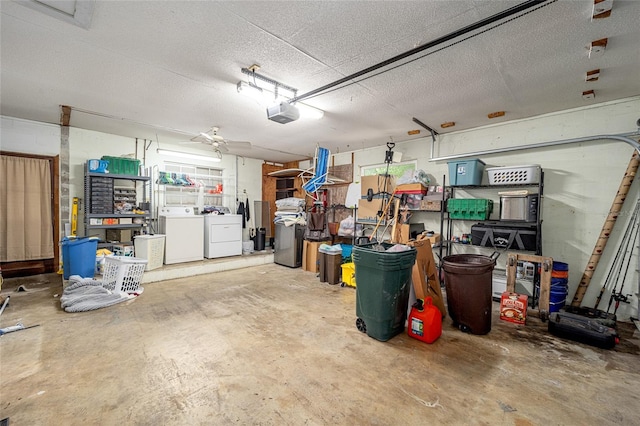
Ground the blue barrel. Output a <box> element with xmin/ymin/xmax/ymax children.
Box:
<box><xmin>550</xmin><ymin>261</ymin><xmax>568</xmax><ymax>312</ymax></box>
<box><xmin>61</xmin><ymin>237</ymin><xmax>98</xmax><ymax>279</ymax></box>
<box><xmin>552</xmin><ymin>261</ymin><xmax>569</xmax><ymax>271</ymax></box>
<box><xmin>551</xmin><ymin>277</ymin><xmax>569</xmax><ymax>287</ymax></box>
<box><xmin>549</xmin><ymin>286</ymin><xmax>568</xmax><ymax>312</ymax></box>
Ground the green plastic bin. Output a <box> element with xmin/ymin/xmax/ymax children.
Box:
<box><xmin>353</xmin><ymin>243</ymin><xmax>417</xmax><ymax>341</ymax></box>
<box><xmin>101</xmin><ymin>156</ymin><xmax>140</xmax><ymax>175</ymax></box>
<box><xmin>447</xmin><ymin>199</ymin><xmax>493</xmax><ymax>220</ymax></box>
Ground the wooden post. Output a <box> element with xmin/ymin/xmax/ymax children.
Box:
<box><xmin>506</xmin><ymin>253</ymin><xmax>553</xmax><ymax>320</ymax></box>
<box><xmin>571</xmin><ymin>151</ymin><xmax>640</xmax><ymax>306</ymax></box>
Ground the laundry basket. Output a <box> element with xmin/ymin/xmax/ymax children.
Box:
<box><xmin>487</xmin><ymin>165</ymin><xmax>540</xmax><ymax>185</ymax></box>
<box><xmin>102</xmin><ymin>256</ymin><xmax>147</xmax><ymax>294</ymax></box>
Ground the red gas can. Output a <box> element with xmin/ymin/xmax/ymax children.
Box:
<box><xmin>408</xmin><ymin>297</ymin><xmax>442</xmax><ymax>343</ymax></box>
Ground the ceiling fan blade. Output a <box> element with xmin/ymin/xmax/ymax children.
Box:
<box><xmin>199</xmin><ymin>132</ymin><xmax>214</xmax><ymax>141</ymax></box>
<box><xmin>227</xmin><ymin>141</ymin><xmax>252</xmax><ymax>149</ymax></box>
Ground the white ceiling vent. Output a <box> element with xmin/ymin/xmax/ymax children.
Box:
<box><xmin>18</xmin><ymin>0</ymin><xmax>95</xmax><ymax>29</ymax></box>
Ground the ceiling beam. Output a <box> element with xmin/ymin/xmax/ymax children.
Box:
<box><xmin>60</xmin><ymin>105</ymin><xmax>71</xmax><ymax>126</ymax></box>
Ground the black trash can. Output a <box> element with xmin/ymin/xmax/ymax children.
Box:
<box><xmin>254</xmin><ymin>228</ymin><xmax>266</xmax><ymax>251</ymax></box>
<box><xmin>442</xmin><ymin>253</ymin><xmax>498</xmax><ymax>335</ymax></box>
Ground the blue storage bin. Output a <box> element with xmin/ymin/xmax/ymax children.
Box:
<box><xmin>88</xmin><ymin>159</ymin><xmax>109</xmax><ymax>173</ymax></box>
<box><xmin>448</xmin><ymin>159</ymin><xmax>486</xmax><ymax>186</ymax></box>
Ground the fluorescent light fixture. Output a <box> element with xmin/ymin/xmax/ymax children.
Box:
<box><xmin>296</xmin><ymin>102</ymin><xmax>324</xmax><ymax>120</ymax></box>
<box><xmin>237</xmin><ymin>67</ymin><xmax>325</xmax><ymax>120</ymax></box>
<box><xmin>237</xmin><ymin>81</ymin><xmax>265</xmax><ymax>103</ymax></box>
<box><xmin>157</xmin><ymin>149</ymin><xmax>221</xmax><ymax>162</ymax></box>
<box><xmin>276</xmin><ymin>86</ymin><xmax>297</xmax><ymax>100</ymax></box>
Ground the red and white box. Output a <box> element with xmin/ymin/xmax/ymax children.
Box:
<box><xmin>500</xmin><ymin>292</ymin><xmax>528</xmax><ymax>324</ymax></box>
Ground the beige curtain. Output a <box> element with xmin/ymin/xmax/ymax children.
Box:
<box><xmin>0</xmin><ymin>155</ymin><xmax>54</xmax><ymax>261</ymax></box>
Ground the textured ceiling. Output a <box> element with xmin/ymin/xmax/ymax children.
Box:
<box><xmin>1</xmin><ymin>0</ymin><xmax>639</xmax><ymax>162</ymax></box>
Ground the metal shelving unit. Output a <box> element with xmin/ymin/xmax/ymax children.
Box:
<box><xmin>83</xmin><ymin>163</ymin><xmax>151</xmax><ymax>242</ymax></box>
<box><xmin>442</xmin><ymin>170</ymin><xmax>544</xmax><ymax>257</ymax></box>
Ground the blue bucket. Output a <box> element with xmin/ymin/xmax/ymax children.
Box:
<box><xmin>61</xmin><ymin>237</ymin><xmax>98</xmax><ymax>279</ymax></box>
<box><xmin>551</xmin><ymin>277</ymin><xmax>569</xmax><ymax>287</ymax></box>
<box><xmin>549</xmin><ymin>287</ymin><xmax>568</xmax><ymax>313</ymax></box>
<box><xmin>552</xmin><ymin>261</ymin><xmax>569</xmax><ymax>271</ymax></box>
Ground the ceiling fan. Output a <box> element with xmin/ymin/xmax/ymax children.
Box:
<box><xmin>184</xmin><ymin>127</ymin><xmax>252</xmax><ymax>153</ymax></box>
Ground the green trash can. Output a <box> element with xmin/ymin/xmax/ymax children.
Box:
<box><xmin>353</xmin><ymin>243</ymin><xmax>417</xmax><ymax>341</ymax></box>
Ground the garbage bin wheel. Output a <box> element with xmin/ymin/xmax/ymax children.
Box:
<box><xmin>356</xmin><ymin>317</ymin><xmax>367</xmax><ymax>333</ymax></box>
<box><xmin>341</xmin><ymin>282</ymin><xmax>345</xmax><ymax>287</ymax></box>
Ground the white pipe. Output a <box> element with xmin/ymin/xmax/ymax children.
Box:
<box><xmin>429</xmin><ymin>133</ymin><xmax>640</xmax><ymax>162</ymax></box>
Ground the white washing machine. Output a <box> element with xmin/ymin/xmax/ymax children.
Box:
<box><xmin>158</xmin><ymin>206</ymin><xmax>204</xmax><ymax>264</ymax></box>
<box><xmin>203</xmin><ymin>214</ymin><xmax>242</xmax><ymax>258</ymax></box>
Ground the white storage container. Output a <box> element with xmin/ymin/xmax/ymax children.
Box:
<box><xmin>487</xmin><ymin>165</ymin><xmax>540</xmax><ymax>185</ymax></box>
<box><xmin>133</xmin><ymin>234</ymin><xmax>166</xmax><ymax>271</ymax></box>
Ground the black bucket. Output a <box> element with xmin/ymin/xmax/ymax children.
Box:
<box><xmin>254</xmin><ymin>228</ymin><xmax>266</xmax><ymax>251</ymax></box>
<box><xmin>442</xmin><ymin>253</ymin><xmax>498</xmax><ymax>335</ymax></box>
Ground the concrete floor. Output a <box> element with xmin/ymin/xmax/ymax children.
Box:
<box><xmin>1</xmin><ymin>262</ymin><xmax>639</xmax><ymax>425</ymax></box>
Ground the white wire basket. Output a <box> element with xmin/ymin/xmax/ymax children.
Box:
<box><xmin>487</xmin><ymin>165</ymin><xmax>540</xmax><ymax>185</ymax></box>
<box><xmin>102</xmin><ymin>256</ymin><xmax>147</xmax><ymax>294</ymax></box>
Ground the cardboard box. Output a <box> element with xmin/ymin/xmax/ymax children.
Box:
<box><xmin>302</xmin><ymin>240</ymin><xmax>329</xmax><ymax>273</ymax></box>
<box><xmin>112</xmin><ymin>244</ymin><xmax>135</xmax><ymax>257</ymax></box>
<box><xmin>360</xmin><ymin>175</ymin><xmax>395</xmax><ymax>198</ymax></box>
<box><xmin>423</xmin><ymin>233</ymin><xmax>440</xmax><ymax>245</ymax></box>
<box><xmin>102</xmin><ymin>218</ymin><xmax>119</xmax><ymax>225</ymax></box>
<box><xmin>106</xmin><ymin>229</ymin><xmax>133</xmax><ymax>243</ymax></box>
<box><xmin>89</xmin><ymin>218</ymin><xmax>103</xmax><ymax>225</ymax></box>
<box><xmin>395</xmin><ymin>183</ymin><xmax>428</xmax><ymax>194</ymax></box>
<box><xmin>118</xmin><ymin>217</ymin><xmax>133</xmax><ymax>225</ymax></box>
<box><xmin>399</xmin><ymin>225</ymin><xmax>440</xmax><ymax>244</ymax></box>
<box><xmin>357</xmin><ymin>198</ymin><xmax>386</xmax><ymax>224</ymax></box>
<box><xmin>500</xmin><ymin>292</ymin><xmax>528</xmax><ymax>324</ymax></box>
<box><xmin>419</xmin><ymin>200</ymin><xmax>442</xmax><ymax>211</ymax></box>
